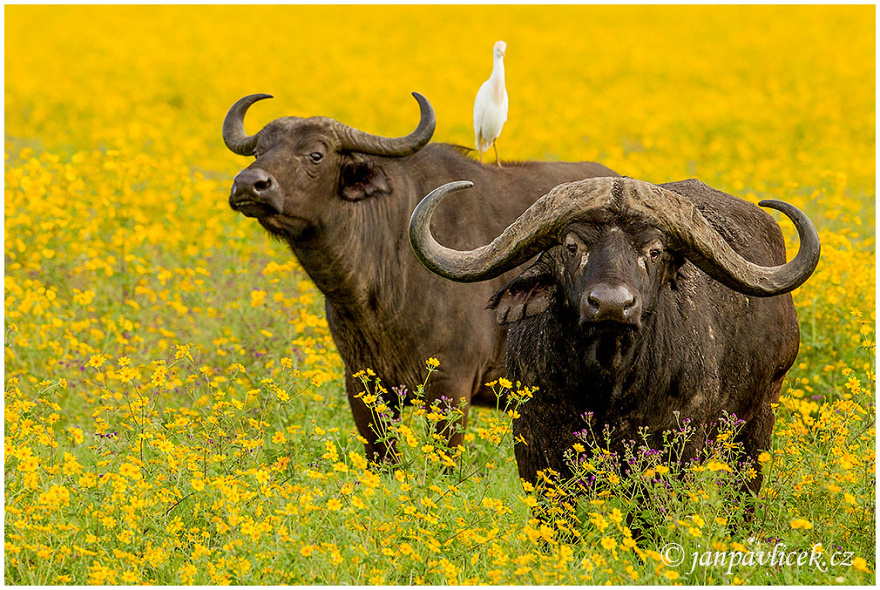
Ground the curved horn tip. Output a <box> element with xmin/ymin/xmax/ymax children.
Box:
<box><xmin>412</xmin><ymin>91</ymin><xmax>436</xmax><ymax>130</ymax></box>
<box><xmin>442</xmin><ymin>180</ymin><xmax>474</xmax><ymax>192</ymax></box>
<box><xmin>757</xmin><ymin>199</ymin><xmax>787</xmax><ymax>211</ymax></box>
<box><xmin>756</xmin><ymin>198</ymin><xmax>821</xmax><ymax>293</ymax></box>
<box><xmin>758</xmin><ymin>199</ymin><xmax>820</xmax><ymax>237</ymax></box>
<box><xmin>411</xmin><ymin>91</ymin><xmax>430</xmax><ymax>107</ymax></box>
<box><xmin>757</xmin><ymin>198</ymin><xmax>815</xmax><ymax>217</ymax></box>
<box><xmin>414</xmin><ymin>180</ymin><xmax>475</xmax><ymax>213</ymax></box>
<box><xmin>223</xmin><ymin>94</ymin><xmax>275</xmax><ymax>156</ymax></box>
<box><xmin>230</xmin><ymin>93</ymin><xmax>274</xmax><ymax>108</ymax></box>
<box><xmin>245</xmin><ymin>93</ymin><xmax>273</xmax><ymax>101</ymax></box>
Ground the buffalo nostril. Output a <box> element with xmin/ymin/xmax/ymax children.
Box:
<box><xmin>584</xmin><ymin>284</ymin><xmax>639</xmax><ymax>324</ymax></box>
<box><xmin>230</xmin><ymin>169</ymin><xmax>283</xmax><ymax>215</ymax></box>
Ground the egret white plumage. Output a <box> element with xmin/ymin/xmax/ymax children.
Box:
<box><xmin>474</xmin><ymin>40</ymin><xmax>508</xmax><ymax>167</ymax></box>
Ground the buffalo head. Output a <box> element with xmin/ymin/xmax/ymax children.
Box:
<box><xmin>409</xmin><ymin>177</ymin><xmax>820</xmax><ymax>368</ymax></box>
<box><xmin>223</xmin><ymin>92</ymin><xmax>436</xmax><ymax>242</ymax></box>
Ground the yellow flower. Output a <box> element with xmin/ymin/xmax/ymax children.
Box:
<box><xmin>498</xmin><ymin>377</ymin><xmax>513</xmax><ymax>389</ymax></box>
<box><xmin>600</xmin><ymin>537</ymin><xmax>617</xmax><ymax>551</ymax></box>
<box><xmin>178</xmin><ymin>563</ymin><xmax>197</xmax><ymax>584</ymax></box>
<box><xmin>326</xmin><ymin>498</ymin><xmax>343</xmax><ymax>511</ymax></box>
<box><xmin>150</xmin><ymin>365</ymin><xmax>168</xmax><ymax>386</ymax></box>
<box><xmin>250</xmin><ymin>290</ymin><xmax>267</xmax><ymax>307</ymax></box>
<box><xmin>38</xmin><ymin>485</ymin><xmax>71</xmax><ymax>509</ymax></box>
<box><xmin>426</xmin><ymin>357</ymin><xmax>440</xmax><ymax>368</ymax></box>
<box><xmin>790</xmin><ymin>518</ymin><xmax>813</xmax><ymax>530</ymax></box>
<box><xmin>349</xmin><ymin>451</ymin><xmax>368</xmax><ymax>470</ymax></box>
<box><xmin>119</xmin><ymin>463</ymin><xmax>141</xmax><ymax>480</ymax></box>
<box><xmin>706</xmin><ymin>460</ymin><xmax>733</xmax><ymax>472</ymax></box>
<box><xmin>62</xmin><ymin>452</ymin><xmax>84</xmax><ymax>475</ymax></box>
<box><xmin>87</xmin><ymin>354</ymin><xmax>106</xmax><ymax>368</ymax></box>
<box><xmin>758</xmin><ymin>451</ymin><xmax>772</xmax><ymax>463</ymax></box>
<box><xmin>272</xmin><ymin>431</ymin><xmax>286</xmax><ymax>444</ymax></box>
<box><xmin>67</xmin><ymin>427</ymin><xmax>84</xmax><ymax>445</ymax></box>
<box><xmin>360</xmin><ymin>471</ymin><xmax>380</xmax><ymax>488</ymax></box>
<box><xmin>852</xmin><ymin>557</ymin><xmax>870</xmax><ymax>573</ymax></box>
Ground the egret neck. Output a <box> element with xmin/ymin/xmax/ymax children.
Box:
<box><xmin>491</xmin><ymin>53</ymin><xmax>506</xmax><ymax>105</ymax></box>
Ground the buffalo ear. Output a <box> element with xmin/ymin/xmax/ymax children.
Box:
<box><xmin>667</xmin><ymin>251</ymin><xmax>688</xmax><ymax>291</ymax></box>
<box><xmin>339</xmin><ymin>155</ymin><xmax>390</xmax><ymax>202</ymax></box>
<box><xmin>488</xmin><ymin>264</ymin><xmax>556</xmax><ymax>325</ymax></box>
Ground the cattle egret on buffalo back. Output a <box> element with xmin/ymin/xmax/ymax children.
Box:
<box><xmin>474</xmin><ymin>40</ymin><xmax>508</xmax><ymax>167</ymax></box>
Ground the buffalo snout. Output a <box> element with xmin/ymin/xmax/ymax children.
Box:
<box><xmin>581</xmin><ymin>283</ymin><xmax>641</xmax><ymax>327</ymax></box>
<box><xmin>230</xmin><ymin>168</ymin><xmax>284</xmax><ymax>217</ymax></box>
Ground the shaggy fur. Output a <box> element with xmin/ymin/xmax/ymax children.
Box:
<box><xmin>489</xmin><ymin>179</ymin><xmax>800</xmax><ymax>492</ymax></box>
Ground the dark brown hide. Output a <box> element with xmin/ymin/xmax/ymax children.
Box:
<box><xmin>224</xmin><ymin>94</ymin><xmax>619</xmax><ymax>460</ymax></box>
<box><xmin>410</xmin><ymin>177</ymin><xmax>817</xmax><ymax>493</ymax></box>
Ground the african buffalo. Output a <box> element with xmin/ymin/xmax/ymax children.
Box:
<box><xmin>223</xmin><ymin>92</ymin><xmax>618</xmax><ymax>460</ymax></box>
<box><xmin>409</xmin><ymin>177</ymin><xmax>820</xmax><ymax>491</ymax></box>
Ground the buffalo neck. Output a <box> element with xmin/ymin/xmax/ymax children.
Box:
<box><xmin>522</xmin><ymin>297</ymin><xmax>662</xmax><ymax>417</ymax></box>
<box><xmin>284</xmin><ymin>155</ymin><xmax>434</xmax><ymax>320</ymax></box>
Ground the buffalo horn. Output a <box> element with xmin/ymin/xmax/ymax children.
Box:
<box><xmin>223</xmin><ymin>94</ymin><xmax>273</xmax><ymax>156</ymax></box>
<box><xmin>335</xmin><ymin>92</ymin><xmax>435</xmax><ymax>157</ymax></box>
<box><xmin>409</xmin><ymin>177</ymin><xmax>820</xmax><ymax>297</ymax></box>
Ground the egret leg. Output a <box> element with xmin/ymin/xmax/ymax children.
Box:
<box><xmin>493</xmin><ymin>141</ymin><xmax>502</xmax><ymax>168</ymax></box>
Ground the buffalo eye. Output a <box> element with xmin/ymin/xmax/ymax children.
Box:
<box><xmin>308</xmin><ymin>151</ymin><xmax>324</xmax><ymax>164</ymax></box>
<box><xmin>566</xmin><ymin>242</ymin><xmax>578</xmax><ymax>256</ymax></box>
<box><xmin>649</xmin><ymin>248</ymin><xmax>661</xmax><ymax>260</ymax></box>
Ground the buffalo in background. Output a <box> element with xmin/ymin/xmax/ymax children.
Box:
<box><xmin>409</xmin><ymin>176</ymin><xmax>820</xmax><ymax>492</ymax></box>
<box><xmin>223</xmin><ymin>92</ymin><xmax>618</xmax><ymax>460</ymax></box>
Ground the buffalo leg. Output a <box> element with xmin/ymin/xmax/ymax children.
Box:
<box><xmin>423</xmin><ymin>373</ymin><xmax>472</xmax><ymax>452</ymax></box>
<box><xmin>736</xmin><ymin>403</ymin><xmax>776</xmax><ymax>496</ymax></box>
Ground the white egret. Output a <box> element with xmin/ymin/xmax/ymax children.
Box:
<box><xmin>473</xmin><ymin>40</ymin><xmax>508</xmax><ymax>167</ymax></box>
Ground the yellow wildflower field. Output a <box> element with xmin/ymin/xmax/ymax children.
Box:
<box><xmin>4</xmin><ymin>5</ymin><xmax>874</xmax><ymax>585</ymax></box>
